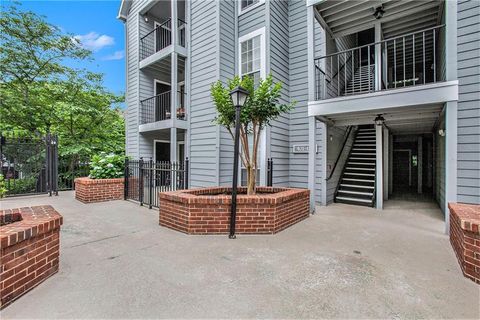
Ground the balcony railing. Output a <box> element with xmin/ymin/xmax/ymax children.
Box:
<box><xmin>140</xmin><ymin>91</ymin><xmax>187</xmax><ymax>125</ymax></box>
<box><xmin>314</xmin><ymin>25</ymin><xmax>445</xmax><ymax>100</ymax></box>
<box><xmin>140</xmin><ymin>18</ymin><xmax>187</xmax><ymax>61</ymax></box>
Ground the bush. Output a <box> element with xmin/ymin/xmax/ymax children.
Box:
<box><xmin>5</xmin><ymin>177</ymin><xmax>36</xmax><ymax>195</ymax></box>
<box><xmin>88</xmin><ymin>153</ymin><xmax>124</xmax><ymax>179</ymax></box>
<box><xmin>0</xmin><ymin>174</ymin><xmax>7</xmax><ymax>198</ymax></box>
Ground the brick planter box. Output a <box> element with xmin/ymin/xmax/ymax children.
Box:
<box><xmin>74</xmin><ymin>177</ymin><xmax>124</xmax><ymax>203</ymax></box>
<box><xmin>159</xmin><ymin>186</ymin><xmax>310</xmax><ymax>235</ymax></box>
<box><xmin>1</xmin><ymin>206</ymin><xmax>63</xmax><ymax>309</ymax></box>
<box><xmin>449</xmin><ymin>203</ymin><xmax>480</xmax><ymax>284</ymax></box>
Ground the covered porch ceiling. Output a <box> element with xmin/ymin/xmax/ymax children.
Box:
<box><xmin>314</xmin><ymin>0</ymin><xmax>444</xmax><ymax>39</ymax></box>
<box><xmin>319</xmin><ymin>104</ymin><xmax>443</xmax><ymax>135</ymax></box>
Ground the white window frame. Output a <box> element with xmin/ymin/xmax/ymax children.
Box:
<box><xmin>237</xmin><ymin>27</ymin><xmax>267</xmax><ymax>185</ymax></box>
<box><xmin>238</xmin><ymin>0</ymin><xmax>265</xmax><ymax>16</ymax></box>
<box><xmin>238</xmin><ymin>27</ymin><xmax>266</xmax><ymax>82</ymax></box>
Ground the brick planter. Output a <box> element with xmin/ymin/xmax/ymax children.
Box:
<box><xmin>0</xmin><ymin>206</ymin><xmax>63</xmax><ymax>309</ymax></box>
<box><xmin>159</xmin><ymin>186</ymin><xmax>310</xmax><ymax>235</ymax></box>
<box><xmin>449</xmin><ymin>203</ymin><xmax>480</xmax><ymax>284</ymax></box>
<box><xmin>74</xmin><ymin>177</ymin><xmax>124</xmax><ymax>203</ymax></box>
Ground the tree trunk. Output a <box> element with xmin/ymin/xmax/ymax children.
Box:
<box><xmin>247</xmin><ymin>165</ymin><xmax>256</xmax><ymax>195</ymax></box>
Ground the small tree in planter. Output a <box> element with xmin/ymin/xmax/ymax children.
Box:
<box><xmin>211</xmin><ymin>75</ymin><xmax>294</xmax><ymax>195</ymax></box>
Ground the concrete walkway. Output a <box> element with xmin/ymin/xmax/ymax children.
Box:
<box><xmin>1</xmin><ymin>192</ymin><xmax>478</xmax><ymax>319</ymax></box>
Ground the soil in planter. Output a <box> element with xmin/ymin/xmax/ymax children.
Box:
<box><xmin>195</xmin><ymin>190</ymin><xmax>279</xmax><ymax>196</ymax></box>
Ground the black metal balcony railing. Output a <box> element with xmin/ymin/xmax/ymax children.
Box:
<box><xmin>140</xmin><ymin>18</ymin><xmax>187</xmax><ymax>61</ymax></box>
<box><xmin>314</xmin><ymin>25</ymin><xmax>445</xmax><ymax>100</ymax></box>
<box><xmin>140</xmin><ymin>91</ymin><xmax>187</xmax><ymax>125</ymax></box>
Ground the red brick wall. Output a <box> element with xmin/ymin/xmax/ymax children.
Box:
<box><xmin>0</xmin><ymin>206</ymin><xmax>63</xmax><ymax>309</ymax></box>
<box><xmin>74</xmin><ymin>177</ymin><xmax>124</xmax><ymax>203</ymax></box>
<box><xmin>159</xmin><ymin>187</ymin><xmax>310</xmax><ymax>235</ymax></box>
<box><xmin>449</xmin><ymin>203</ymin><xmax>480</xmax><ymax>284</ymax></box>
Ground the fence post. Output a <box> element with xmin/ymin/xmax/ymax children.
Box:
<box><xmin>46</xmin><ymin>133</ymin><xmax>52</xmax><ymax>196</ymax></box>
<box><xmin>124</xmin><ymin>157</ymin><xmax>129</xmax><ymax>200</ymax></box>
<box><xmin>149</xmin><ymin>158</ymin><xmax>153</xmax><ymax>209</ymax></box>
<box><xmin>53</xmin><ymin>135</ymin><xmax>58</xmax><ymax>196</ymax></box>
<box><xmin>139</xmin><ymin>157</ymin><xmax>144</xmax><ymax>206</ymax></box>
<box><xmin>185</xmin><ymin>157</ymin><xmax>189</xmax><ymax>189</ymax></box>
<box><xmin>267</xmin><ymin>158</ymin><xmax>273</xmax><ymax>187</ymax></box>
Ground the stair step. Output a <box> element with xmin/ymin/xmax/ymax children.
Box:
<box><xmin>354</xmin><ymin>143</ymin><xmax>376</xmax><ymax>147</ymax></box>
<box><xmin>351</xmin><ymin>153</ymin><xmax>376</xmax><ymax>156</ymax></box>
<box><xmin>340</xmin><ymin>184</ymin><xmax>374</xmax><ymax>189</ymax></box>
<box><xmin>352</xmin><ymin>148</ymin><xmax>376</xmax><ymax>151</ymax></box>
<box><xmin>336</xmin><ymin>196</ymin><xmax>372</xmax><ymax>203</ymax></box>
<box><xmin>342</xmin><ymin>178</ymin><xmax>375</xmax><ymax>182</ymax></box>
<box><xmin>348</xmin><ymin>162</ymin><xmax>376</xmax><ymax>166</ymax></box>
<box><xmin>344</xmin><ymin>172</ymin><xmax>375</xmax><ymax>176</ymax></box>
<box><xmin>338</xmin><ymin>190</ymin><xmax>374</xmax><ymax>196</ymax></box>
<box><xmin>345</xmin><ymin>167</ymin><xmax>375</xmax><ymax>171</ymax></box>
<box><xmin>349</xmin><ymin>157</ymin><xmax>376</xmax><ymax>161</ymax></box>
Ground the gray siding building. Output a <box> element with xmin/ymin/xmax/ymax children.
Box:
<box><xmin>118</xmin><ymin>0</ymin><xmax>479</xmax><ymax>232</ymax></box>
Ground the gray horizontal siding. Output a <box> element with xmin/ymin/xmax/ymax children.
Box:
<box><xmin>269</xmin><ymin>0</ymin><xmax>290</xmax><ymax>186</ymax></box>
<box><xmin>189</xmin><ymin>0</ymin><xmax>218</xmax><ymax>187</ymax></box>
<box><xmin>457</xmin><ymin>0</ymin><xmax>480</xmax><ymax>204</ymax></box>
<box><xmin>288</xmin><ymin>0</ymin><xmax>310</xmax><ymax>190</ymax></box>
<box><xmin>219</xmin><ymin>0</ymin><xmax>236</xmax><ymax>186</ymax></box>
<box><xmin>238</xmin><ymin>2</ymin><xmax>265</xmax><ymax>37</ymax></box>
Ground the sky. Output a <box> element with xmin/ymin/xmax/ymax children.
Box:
<box><xmin>10</xmin><ymin>0</ymin><xmax>126</xmax><ymax>95</ymax></box>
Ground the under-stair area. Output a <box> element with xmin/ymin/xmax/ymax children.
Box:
<box><xmin>343</xmin><ymin>65</ymin><xmax>375</xmax><ymax>95</ymax></box>
<box><xmin>335</xmin><ymin>125</ymin><xmax>376</xmax><ymax>207</ymax></box>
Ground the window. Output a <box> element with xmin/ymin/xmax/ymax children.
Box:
<box><xmin>239</xmin><ymin>0</ymin><xmax>264</xmax><ymax>14</ymax></box>
<box><xmin>240</xmin><ymin>36</ymin><xmax>261</xmax><ymax>84</ymax></box>
<box><xmin>239</xmin><ymin>28</ymin><xmax>265</xmax><ymax>85</ymax></box>
<box><xmin>241</xmin><ymin>0</ymin><xmax>258</xmax><ymax>10</ymax></box>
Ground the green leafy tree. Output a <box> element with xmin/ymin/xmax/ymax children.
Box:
<box><xmin>0</xmin><ymin>3</ymin><xmax>125</xmax><ymax>174</ymax></box>
<box><xmin>211</xmin><ymin>75</ymin><xmax>294</xmax><ymax>195</ymax></box>
<box><xmin>0</xmin><ymin>3</ymin><xmax>90</xmax><ymax>133</ymax></box>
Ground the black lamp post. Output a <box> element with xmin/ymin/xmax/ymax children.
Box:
<box><xmin>229</xmin><ymin>86</ymin><xmax>249</xmax><ymax>239</ymax></box>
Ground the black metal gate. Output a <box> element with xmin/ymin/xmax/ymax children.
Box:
<box><xmin>0</xmin><ymin>132</ymin><xmax>58</xmax><ymax>197</ymax></box>
<box><xmin>124</xmin><ymin>158</ymin><xmax>189</xmax><ymax>208</ymax></box>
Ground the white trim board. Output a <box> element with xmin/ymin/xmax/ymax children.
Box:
<box><xmin>308</xmin><ymin>81</ymin><xmax>458</xmax><ymax>117</ymax></box>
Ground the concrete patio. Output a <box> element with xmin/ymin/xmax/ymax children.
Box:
<box><xmin>1</xmin><ymin>191</ymin><xmax>478</xmax><ymax>319</ymax></box>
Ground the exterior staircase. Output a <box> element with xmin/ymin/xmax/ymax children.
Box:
<box><xmin>344</xmin><ymin>65</ymin><xmax>375</xmax><ymax>95</ymax></box>
<box><xmin>335</xmin><ymin>125</ymin><xmax>376</xmax><ymax>207</ymax></box>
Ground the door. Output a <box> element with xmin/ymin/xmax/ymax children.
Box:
<box><xmin>155</xmin><ymin>82</ymin><xmax>171</xmax><ymax>121</ymax></box>
<box><xmin>155</xmin><ymin>141</ymin><xmax>170</xmax><ymax>187</ymax></box>
<box><xmin>393</xmin><ymin>150</ymin><xmax>412</xmax><ymax>193</ymax></box>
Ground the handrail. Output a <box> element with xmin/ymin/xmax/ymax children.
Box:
<box><xmin>326</xmin><ymin>126</ymin><xmax>355</xmax><ymax>181</ymax></box>
<box><xmin>140</xmin><ymin>18</ymin><xmax>172</xmax><ymax>42</ymax></box>
<box><xmin>315</xmin><ymin>65</ymin><xmax>330</xmax><ymax>83</ymax></box>
<box><xmin>314</xmin><ymin>24</ymin><xmax>444</xmax><ymax>61</ymax></box>
<box><xmin>140</xmin><ymin>91</ymin><xmax>170</xmax><ymax>104</ymax></box>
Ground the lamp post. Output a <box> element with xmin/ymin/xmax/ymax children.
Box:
<box><xmin>228</xmin><ymin>86</ymin><xmax>249</xmax><ymax>239</ymax></box>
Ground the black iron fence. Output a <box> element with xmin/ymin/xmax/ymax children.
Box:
<box><xmin>267</xmin><ymin>158</ymin><xmax>273</xmax><ymax>187</ymax></box>
<box><xmin>0</xmin><ymin>132</ymin><xmax>58</xmax><ymax>196</ymax></box>
<box><xmin>124</xmin><ymin>158</ymin><xmax>189</xmax><ymax>208</ymax></box>
<box><xmin>57</xmin><ymin>159</ymin><xmax>90</xmax><ymax>191</ymax></box>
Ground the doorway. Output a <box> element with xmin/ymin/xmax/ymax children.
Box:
<box><xmin>154</xmin><ymin>80</ymin><xmax>171</xmax><ymax>121</ymax></box>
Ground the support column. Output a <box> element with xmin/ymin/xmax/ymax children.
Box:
<box><xmin>383</xmin><ymin>127</ymin><xmax>389</xmax><ymax>200</ymax></box>
<box><xmin>374</xmin><ymin>22</ymin><xmax>382</xmax><ymax>91</ymax></box>
<box><xmin>307</xmin><ymin>5</ymin><xmax>317</xmax><ymax>213</ymax></box>
<box><xmin>308</xmin><ymin>117</ymin><xmax>317</xmax><ymax>212</ymax></box>
<box><xmin>445</xmin><ymin>102</ymin><xmax>457</xmax><ymax>233</ymax></box>
<box><xmin>171</xmin><ymin>0</ymin><xmax>178</xmax><ymax>47</ymax></box>
<box><xmin>170</xmin><ymin>128</ymin><xmax>177</xmax><ymax>162</ymax></box>
<box><xmin>444</xmin><ymin>0</ymin><xmax>458</xmax><ymax>235</ymax></box>
<box><xmin>375</xmin><ymin>124</ymin><xmax>383</xmax><ymax>209</ymax></box>
<box><xmin>418</xmin><ymin>136</ymin><xmax>423</xmax><ymax>194</ymax></box>
<box><xmin>171</xmin><ymin>52</ymin><xmax>178</xmax><ymax>126</ymax></box>
<box><xmin>388</xmin><ymin>134</ymin><xmax>393</xmax><ymax>196</ymax></box>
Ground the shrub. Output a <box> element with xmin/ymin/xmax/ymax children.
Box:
<box><xmin>88</xmin><ymin>153</ymin><xmax>124</xmax><ymax>179</ymax></box>
<box><xmin>0</xmin><ymin>174</ymin><xmax>7</xmax><ymax>198</ymax></box>
<box><xmin>4</xmin><ymin>177</ymin><xmax>36</xmax><ymax>195</ymax></box>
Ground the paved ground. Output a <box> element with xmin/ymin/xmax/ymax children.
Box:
<box><xmin>1</xmin><ymin>192</ymin><xmax>478</xmax><ymax>319</ymax></box>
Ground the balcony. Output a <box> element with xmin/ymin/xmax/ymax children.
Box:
<box><xmin>314</xmin><ymin>25</ymin><xmax>446</xmax><ymax>101</ymax></box>
<box><xmin>140</xmin><ymin>18</ymin><xmax>186</xmax><ymax>62</ymax></box>
<box><xmin>139</xmin><ymin>91</ymin><xmax>187</xmax><ymax>132</ymax></box>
